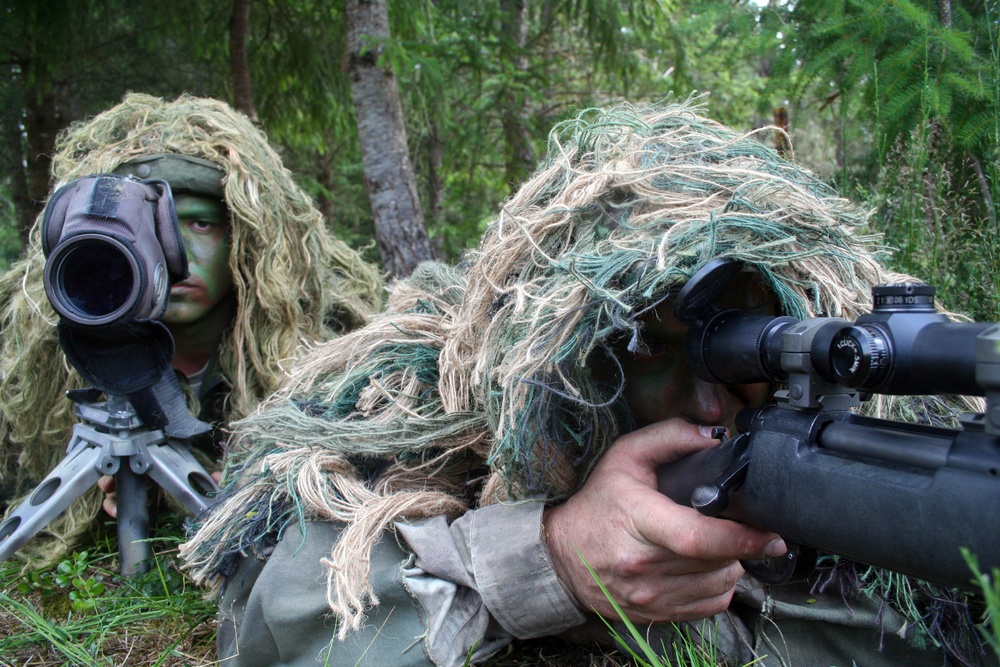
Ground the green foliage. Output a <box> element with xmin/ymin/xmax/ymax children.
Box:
<box><xmin>775</xmin><ymin>0</ymin><xmax>998</xmax><ymax>163</ymax></box>
<box><xmin>782</xmin><ymin>0</ymin><xmax>995</xmax><ymax>140</ymax></box>
<box><xmin>371</xmin><ymin>0</ymin><xmax>689</xmax><ymax>258</ymax></box>
<box><xmin>765</xmin><ymin>0</ymin><xmax>1000</xmax><ymax>319</ymax></box>
<box><xmin>1</xmin><ymin>0</ymin><xmax>229</xmax><ymax>116</ymax></box>
<box><xmin>963</xmin><ymin>548</ymin><xmax>1000</xmax><ymax>659</ymax></box>
<box><xmin>0</xmin><ymin>180</ymin><xmax>20</xmax><ymax>271</ymax></box>
<box><xmin>859</xmin><ymin>119</ymin><xmax>1000</xmax><ymax>321</ymax></box>
<box><xmin>576</xmin><ymin>544</ymin><xmax>755</xmax><ymax>667</ymax></box>
<box><xmin>16</xmin><ymin>550</ymin><xmax>110</xmax><ymax>613</ymax></box>
<box><xmin>250</xmin><ymin>0</ymin><xmax>355</xmax><ymax>152</ymax></box>
<box><xmin>661</xmin><ymin>1</ymin><xmax>784</xmax><ymax>126</ymax></box>
<box><xmin>0</xmin><ymin>537</ymin><xmax>216</xmax><ymax>666</ymax></box>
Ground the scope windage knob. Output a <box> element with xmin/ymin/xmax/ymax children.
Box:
<box><xmin>871</xmin><ymin>283</ymin><xmax>936</xmax><ymax>312</ymax></box>
<box><xmin>830</xmin><ymin>325</ymin><xmax>889</xmax><ymax>388</ymax></box>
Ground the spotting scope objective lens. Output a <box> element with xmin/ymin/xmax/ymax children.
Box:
<box><xmin>46</xmin><ymin>236</ymin><xmax>140</xmax><ymax>324</ymax></box>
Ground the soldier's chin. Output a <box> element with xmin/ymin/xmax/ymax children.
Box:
<box><xmin>161</xmin><ymin>303</ymin><xmax>207</xmax><ymax>325</ymax></box>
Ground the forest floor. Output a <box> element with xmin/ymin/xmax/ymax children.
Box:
<box><xmin>0</xmin><ymin>515</ymin><xmax>216</xmax><ymax>667</ymax></box>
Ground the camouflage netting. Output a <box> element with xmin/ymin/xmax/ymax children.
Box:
<box><xmin>0</xmin><ymin>92</ymin><xmax>383</xmax><ymax>567</ymax></box>
<box><xmin>182</xmin><ymin>99</ymin><xmax>987</xmax><ymax>661</ymax></box>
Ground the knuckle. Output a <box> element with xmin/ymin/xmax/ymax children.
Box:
<box><xmin>722</xmin><ymin>562</ymin><xmax>743</xmax><ymax>591</ymax></box>
<box><xmin>739</xmin><ymin>534</ymin><xmax>764</xmax><ymax>558</ymax></box>
<box><xmin>679</xmin><ymin>589</ymin><xmax>735</xmax><ymax>622</ymax></box>
<box><xmin>617</xmin><ymin>550</ymin><xmax>653</xmax><ymax>578</ymax></box>
<box><xmin>623</xmin><ymin>585</ymin><xmax>658</xmax><ymax>610</ymax></box>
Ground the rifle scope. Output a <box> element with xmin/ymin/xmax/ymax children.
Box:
<box><xmin>676</xmin><ymin>260</ymin><xmax>991</xmax><ymax>397</ymax></box>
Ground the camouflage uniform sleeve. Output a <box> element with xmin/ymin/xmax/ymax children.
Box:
<box><xmin>395</xmin><ymin>499</ymin><xmax>587</xmax><ymax>665</ymax></box>
<box><xmin>215</xmin><ymin>501</ymin><xmax>585</xmax><ymax>667</ymax></box>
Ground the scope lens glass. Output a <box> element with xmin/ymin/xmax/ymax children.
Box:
<box><xmin>58</xmin><ymin>240</ymin><xmax>134</xmax><ymax>318</ymax></box>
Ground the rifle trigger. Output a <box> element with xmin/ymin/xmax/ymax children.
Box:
<box><xmin>741</xmin><ymin>543</ymin><xmax>817</xmax><ymax>585</ymax></box>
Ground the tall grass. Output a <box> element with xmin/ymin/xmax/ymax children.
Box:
<box><xmin>856</xmin><ymin>119</ymin><xmax>1000</xmax><ymax>322</ymax></box>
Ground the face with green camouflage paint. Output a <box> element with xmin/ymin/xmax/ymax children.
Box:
<box><xmin>164</xmin><ymin>193</ymin><xmax>234</xmax><ymax>329</ymax></box>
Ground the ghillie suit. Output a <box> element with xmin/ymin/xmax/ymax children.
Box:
<box><xmin>0</xmin><ymin>92</ymin><xmax>383</xmax><ymax>567</ymax></box>
<box><xmin>183</xmin><ymin>100</ymin><xmax>990</xmax><ymax>664</ymax></box>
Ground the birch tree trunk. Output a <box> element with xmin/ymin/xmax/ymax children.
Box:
<box><xmin>500</xmin><ymin>0</ymin><xmax>536</xmax><ymax>191</ymax></box>
<box><xmin>2</xmin><ymin>104</ymin><xmax>33</xmax><ymax>251</ymax></box>
<box><xmin>344</xmin><ymin>0</ymin><xmax>432</xmax><ymax>277</ymax></box>
<box><xmin>937</xmin><ymin>0</ymin><xmax>952</xmax><ymax>28</ymax></box>
<box><xmin>230</xmin><ymin>0</ymin><xmax>259</xmax><ymax>123</ymax></box>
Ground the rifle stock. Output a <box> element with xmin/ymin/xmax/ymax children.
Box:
<box><xmin>657</xmin><ymin>406</ymin><xmax>1000</xmax><ymax>590</ymax></box>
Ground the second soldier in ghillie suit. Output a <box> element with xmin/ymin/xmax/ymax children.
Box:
<box><xmin>184</xmin><ymin>100</ymin><xmax>993</xmax><ymax>666</ymax></box>
<box><xmin>0</xmin><ymin>92</ymin><xmax>383</xmax><ymax>567</ymax></box>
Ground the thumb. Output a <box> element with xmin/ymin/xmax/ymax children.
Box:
<box><xmin>613</xmin><ymin>418</ymin><xmax>726</xmax><ymax>471</ymax></box>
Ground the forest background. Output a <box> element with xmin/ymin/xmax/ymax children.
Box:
<box><xmin>0</xmin><ymin>0</ymin><xmax>999</xmax><ymax>665</ymax></box>
<box><xmin>1</xmin><ymin>0</ymin><xmax>999</xmax><ymax>316</ymax></box>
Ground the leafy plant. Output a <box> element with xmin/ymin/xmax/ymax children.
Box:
<box><xmin>48</xmin><ymin>550</ymin><xmax>107</xmax><ymax>612</ymax></box>
<box><xmin>0</xmin><ymin>534</ymin><xmax>216</xmax><ymax>666</ymax></box>
<box><xmin>964</xmin><ymin>548</ymin><xmax>1000</xmax><ymax>660</ymax></box>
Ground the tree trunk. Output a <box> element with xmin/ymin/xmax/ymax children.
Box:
<box><xmin>230</xmin><ymin>0</ymin><xmax>259</xmax><ymax>123</ymax></box>
<box><xmin>9</xmin><ymin>1</ymin><xmax>75</xmax><ymax>252</ymax></box>
<box><xmin>426</xmin><ymin>116</ymin><xmax>443</xmax><ymax>226</ymax></box>
<box><xmin>2</xmin><ymin>106</ymin><xmax>33</xmax><ymax>252</ymax></box>
<box><xmin>500</xmin><ymin>0</ymin><xmax>536</xmax><ymax>191</ymax></box>
<box><xmin>316</xmin><ymin>147</ymin><xmax>337</xmax><ymax>227</ymax></box>
<box><xmin>937</xmin><ymin>0</ymin><xmax>952</xmax><ymax>28</ymax></box>
<box><xmin>23</xmin><ymin>86</ymin><xmax>65</xmax><ymax>241</ymax></box>
<box><xmin>343</xmin><ymin>0</ymin><xmax>432</xmax><ymax>277</ymax></box>
<box><xmin>966</xmin><ymin>151</ymin><xmax>997</xmax><ymax>226</ymax></box>
<box><xmin>426</xmin><ymin>117</ymin><xmax>447</xmax><ymax>257</ymax></box>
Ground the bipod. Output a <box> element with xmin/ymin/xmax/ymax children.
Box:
<box><xmin>0</xmin><ymin>389</ymin><xmax>219</xmax><ymax>575</ymax></box>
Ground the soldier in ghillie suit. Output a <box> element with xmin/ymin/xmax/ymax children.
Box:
<box><xmin>183</xmin><ymin>101</ymin><xmax>993</xmax><ymax>666</ymax></box>
<box><xmin>0</xmin><ymin>92</ymin><xmax>383</xmax><ymax>567</ymax></box>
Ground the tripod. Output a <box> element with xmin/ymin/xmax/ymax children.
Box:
<box><xmin>0</xmin><ymin>387</ymin><xmax>219</xmax><ymax>575</ymax></box>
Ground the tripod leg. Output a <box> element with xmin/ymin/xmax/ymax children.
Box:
<box><xmin>144</xmin><ymin>440</ymin><xmax>220</xmax><ymax>515</ymax></box>
<box><xmin>116</xmin><ymin>463</ymin><xmax>151</xmax><ymax>575</ymax></box>
<box><xmin>0</xmin><ymin>438</ymin><xmax>103</xmax><ymax>564</ymax></box>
